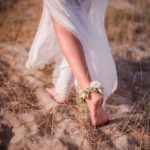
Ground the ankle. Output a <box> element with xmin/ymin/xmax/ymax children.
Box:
<box><xmin>77</xmin><ymin>81</ymin><xmax>105</xmax><ymax>103</ymax></box>
<box><xmin>89</xmin><ymin>92</ymin><xmax>104</xmax><ymax>100</ymax></box>
<box><xmin>86</xmin><ymin>92</ymin><xmax>104</xmax><ymax>107</ymax></box>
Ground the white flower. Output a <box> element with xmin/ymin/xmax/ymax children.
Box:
<box><xmin>90</xmin><ymin>81</ymin><xmax>101</xmax><ymax>88</ymax></box>
<box><xmin>78</xmin><ymin>81</ymin><xmax>104</xmax><ymax>102</ymax></box>
<box><xmin>80</xmin><ymin>92</ymin><xmax>87</xmax><ymax>99</ymax></box>
<box><xmin>98</xmin><ymin>88</ymin><xmax>103</xmax><ymax>94</ymax></box>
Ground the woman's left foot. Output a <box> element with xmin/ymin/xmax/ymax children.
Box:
<box><xmin>86</xmin><ymin>92</ymin><xmax>110</xmax><ymax>126</ymax></box>
<box><xmin>45</xmin><ymin>87</ymin><xmax>69</xmax><ymax>104</ymax></box>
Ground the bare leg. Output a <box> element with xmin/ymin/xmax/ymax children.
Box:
<box><xmin>52</xmin><ymin>18</ymin><xmax>92</xmax><ymax>89</ymax></box>
<box><xmin>47</xmin><ymin>16</ymin><xmax>109</xmax><ymax>126</ymax></box>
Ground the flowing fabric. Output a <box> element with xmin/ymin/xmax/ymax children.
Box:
<box><xmin>25</xmin><ymin>0</ymin><xmax>118</xmax><ymax>102</ymax></box>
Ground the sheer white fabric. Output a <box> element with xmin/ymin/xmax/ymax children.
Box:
<box><xmin>25</xmin><ymin>0</ymin><xmax>118</xmax><ymax>103</ymax></box>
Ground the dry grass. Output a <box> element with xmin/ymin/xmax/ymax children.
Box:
<box><xmin>119</xmin><ymin>90</ymin><xmax>150</xmax><ymax>149</ymax></box>
<box><xmin>1</xmin><ymin>66</ymin><xmax>145</xmax><ymax>149</ymax></box>
<box><xmin>106</xmin><ymin>0</ymin><xmax>150</xmax><ymax>47</ymax></box>
<box><xmin>0</xmin><ymin>69</ymin><xmax>39</xmax><ymax>115</ymax></box>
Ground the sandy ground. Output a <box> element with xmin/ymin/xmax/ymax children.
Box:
<box><xmin>0</xmin><ymin>0</ymin><xmax>150</xmax><ymax>149</ymax></box>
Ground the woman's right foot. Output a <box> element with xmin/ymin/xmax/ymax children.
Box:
<box><xmin>45</xmin><ymin>87</ymin><xmax>69</xmax><ymax>104</ymax></box>
<box><xmin>86</xmin><ymin>92</ymin><xmax>110</xmax><ymax>126</ymax></box>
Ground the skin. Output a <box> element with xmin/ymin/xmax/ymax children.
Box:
<box><xmin>46</xmin><ymin>16</ymin><xmax>109</xmax><ymax>126</ymax></box>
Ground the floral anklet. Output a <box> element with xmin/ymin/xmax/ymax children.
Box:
<box><xmin>78</xmin><ymin>81</ymin><xmax>104</xmax><ymax>102</ymax></box>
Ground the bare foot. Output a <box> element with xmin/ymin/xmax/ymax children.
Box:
<box><xmin>86</xmin><ymin>92</ymin><xmax>110</xmax><ymax>126</ymax></box>
<box><xmin>94</xmin><ymin>107</ymin><xmax>110</xmax><ymax>126</ymax></box>
<box><xmin>45</xmin><ymin>87</ymin><xmax>69</xmax><ymax>104</ymax></box>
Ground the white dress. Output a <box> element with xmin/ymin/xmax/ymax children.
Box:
<box><xmin>25</xmin><ymin>0</ymin><xmax>118</xmax><ymax>103</ymax></box>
